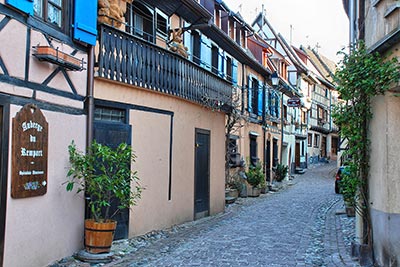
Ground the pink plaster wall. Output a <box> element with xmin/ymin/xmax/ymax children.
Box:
<box><xmin>3</xmin><ymin>105</ymin><xmax>86</xmax><ymax>267</ymax></box>
<box><xmin>94</xmin><ymin>80</ymin><xmax>226</xmax><ymax>236</ymax></box>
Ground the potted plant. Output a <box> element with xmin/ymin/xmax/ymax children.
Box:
<box><xmin>274</xmin><ymin>163</ymin><xmax>288</xmax><ymax>182</ymax></box>
<box><xmin>246</xmin><ymin>163</ymin><xmax>263</xmax><ymax>197</ymax></box>
<box><xmin>66</xmin><ymin>140</ymin><xmax>143</xmax><ymax>254</ymax></box>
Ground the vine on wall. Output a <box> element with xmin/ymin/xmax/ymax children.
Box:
<box><xmin>333</xmin><ymin>41</ymin><xmax>400</xmax><ymax>245</ymax></box>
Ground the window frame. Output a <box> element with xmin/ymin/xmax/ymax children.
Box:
<box><xmin>314</xmin><ymin>134</ymin><xmax>320</xmax><ymax>148</ymax></box>
<box><xmin>155</xmin><ymin>8</ymin><xmax>169</xmax><ymax>39</ymax></box>
<box><xmin>33</xmin><ymin>0</ymin><xmax>68</xmax><ymax>32</ymax></box>
<box><xmin>249</xmin><ymin>134</ymin><xmax>258</xmax><ymax>167</ymax></box>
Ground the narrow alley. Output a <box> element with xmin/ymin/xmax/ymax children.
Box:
<box><xmin>55</xmin><ymin>162</ymin><xmax>359</xmax><ymax>267</ymax></box>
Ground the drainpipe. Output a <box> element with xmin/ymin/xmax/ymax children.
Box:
<box><xmin>280</xmin><ymin>91</ymin><xmax>284</xmax><ymax>164</ymax></box>
<box><xmin>241</xmin><ymin>63</ymin><xmax>245</xmax><ymax>114</ymax></box>
<box><xmin>349</xmin><ymin>0</ymin><xmax>357</xmax><ymax>49</ymax></box>
<box><xmin>86</xmin><ymin>46</ymin><xmax>95</xmax><ymax>146</ymax></box>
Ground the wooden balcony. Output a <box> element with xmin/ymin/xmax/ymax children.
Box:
<box><xmin>96</xmin><ymin>24</ymin><xmax>232</xmax><ymax>109</ymax></box>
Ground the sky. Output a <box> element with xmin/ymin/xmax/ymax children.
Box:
<box><xmin>223</xmin><ymin>0</ymin><xmax>349</xmax><ymax>63</ymax></box>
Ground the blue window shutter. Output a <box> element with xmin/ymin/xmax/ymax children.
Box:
<box><xmin>257</xmin><ymin>83</ymin><xmax>263</xmax><ymax>116</ymax></box>
<box><xmin>277</xmin><ymin>94</ymin><xmax>281</xmax><ymax>118</ymax></box>
<box><xmin>6</xmin><ymin>0</ymin><xmax>33</xmax><ymax>15</ymax></box>
<box><xmin>74</xmin><ymin>0</ymin><xmax>98</xmax><ymax>45</ymax></box>
<box><xmin>248</xmin><ymin>76</ymin><xmax>252</xmax><ymax>113</ymax></box>
<box><xmin>232</xmin><ymin>60</ymin><xmax>238</xmax><ymax>85</ymax></box>
<box><xmin>200</xmin><ymin>35</ymin><xmax>211</xmax><ymax>70</ymax></box>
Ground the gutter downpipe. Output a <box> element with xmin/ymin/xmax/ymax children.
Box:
<box><xmin>280</xmin><ymin>90</ymin><xmax>284</xmax><ymax>164</ymax></box>
<box><xmin>349</xmin><ymin>0</ymin><xmax>364</xmax><ymax>251</ymax></box>
<box><xmin>87</xmin><ymin>46</ymin><xmax>95</xmax><ymax>146</ymax></box>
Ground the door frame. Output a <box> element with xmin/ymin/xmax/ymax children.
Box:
<box><xmin>194</xmin><ymin>128</ymin><xmax>210</xmax><ymax>220</ymax></box>
<box><xmin>0</xmin><ymin>95</ymin><xmax>10</xmax><ymax>266</ymax></box>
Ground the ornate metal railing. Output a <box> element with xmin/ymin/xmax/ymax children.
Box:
<box><xmin>96</xmin><ymin>24</ymin><xmax>232</xmax><ymax>108</ymax></box>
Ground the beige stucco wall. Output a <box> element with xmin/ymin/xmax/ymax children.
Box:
<box><xmin>94</xmin><ymin>79</ymin><xmax>226</xmax><ymax>236</ymax></box>
<box><xmin>370</xmin><ymin>93</ymin><xmax>400</xmax><ymax>213</ymax></box>
<box><xmin>369</xmin><ymin>93</ymin><xmax>400</xmax><ymax>265</ymax></box>
<box><xmin>364</xmin><ymin>0</ymin><xmax>400</xmax><ymax>48</ymax></box>
<box><xmin>3</xmin><ymin>105</ymin><xmax>86</xmax><ymax>267</ymax></box>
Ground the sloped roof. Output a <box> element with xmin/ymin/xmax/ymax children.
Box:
<box><xmin>301</xmin><ymin>46</ymin><xmax>337</xmax><ymax>85</ymax></box>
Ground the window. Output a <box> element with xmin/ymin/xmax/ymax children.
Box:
<box><xmin>226</xmin><ymin>56</ymin><xmax>232</xmax><ymax>82</ymax></box>
<box><xmin>269</xmin><ymin>91</ymin><xmax>280</xmax><ymax>118</ymax></box>
<box><xmin>250</xmin><ymin>134</ymin><xmax>258</xmax><ymax>167</ymax></box>
<box><xmin>235</xmin><ymin>24</ymin><xmax>241</xmax><ymax>45</ymax></box>
<box><xmin>126</xmin><ymin>2</ymin><xmax>154</xmax><ymax>42</ymax></box>
<box><xmin>283</xmin><ymin>105</ymin><xmax>288</xmax><ymax>120</ymax></box>
<box><xmin>156</xmin><ymin>9</ymin><xmax>168</xmax><ymax>37</ymax></box>
<box><xmin>301</xmin><ymin>110</ymin><xmax>307</xmax><ymax>124</ymax></box>
<box><xmin>308</xmin><ymin>133</ymin><xmax>312</xmax><ymax>147</ymax></box>
<box><xmin>318</xmin><ymin>105</ymin><xmax>326</xmax><ymax>122</ymax></box>
<box><xmin>251</xmin><ymin>78</ymin><xmax>258</xmax><ymax>113</ymax></box>
<box><xmin>314</xmin><ymin>134</ymin><xmax>320</xmax><ymax>148</ymax></box>
<box><xmin>34</xmin><ymin>0</ymin><xmax>64</xmax><ymax>28</ymax></box>
<box><xmin>211</xmin><ymin>45</ymin><xmax>219</xmax><ymax>75</ymax></box>
<box><xmin>228</xmin><ymin>135</ymin><xmax>240</xmax><ymax>167</ymax></box>
<box><xmin>192</xmin><ymin>31</ymin><xmax>201</xmax><ymax>65</ymax></box>
<box><xmin>94</xmin><ymin>107</ymin><xmax>126</xmax><ymax>123</ymax></box>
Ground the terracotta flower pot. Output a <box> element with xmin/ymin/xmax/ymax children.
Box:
<box><xmin>84</xmin><ymin>219</ymin><xmax>117</xmax><ymax>254</ymax></box>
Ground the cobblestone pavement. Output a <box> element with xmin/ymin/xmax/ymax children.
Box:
<box><xmin>51</xmin><ymin>162</ymin><xmax>359</xmax><ymax>267</ymax></box>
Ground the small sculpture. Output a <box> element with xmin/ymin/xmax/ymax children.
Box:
<box><xmin>169</xmin><ymin>28</ymin><xmax>188</xmax><ymax>58</ymax></box>
<box><xmin>98</xmin><ymin>0</ymin><xmax>124</xmax><ymax>28</ymax></box>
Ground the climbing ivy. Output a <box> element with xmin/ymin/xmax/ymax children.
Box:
<box><xmin>333</xmin><ymin>41</ymin><xmax>400</xmax><ymax>244</ymax></box>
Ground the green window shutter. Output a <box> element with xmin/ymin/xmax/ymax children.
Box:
<box><xmin>6</xmin><ymin>0</ymin><xmax>33</xmax><ymax>15</ymax></box>
<box><xmin>74</xmin><ymin>0</ymin><xmax>98</xmax><ymax>45</ymax></box>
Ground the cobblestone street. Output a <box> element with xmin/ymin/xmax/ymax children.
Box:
<box><xmin>54</xmin><ymin>162</ymin><xmax>359</xmax><ymax>267</ymax></box>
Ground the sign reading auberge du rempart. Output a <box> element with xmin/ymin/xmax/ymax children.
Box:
<box><xmin>11</xmin><ymin>104</ymin><xmax>48</xmax><ymax>198</ymax></box>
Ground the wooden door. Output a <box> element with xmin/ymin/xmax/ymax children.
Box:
<box><xmin>295</xmin><ymin>142</ymin><xmax>301</xmax><ymax>167</ymax></box>
<box><xmin>194</xmin><ymin>129</ymin><xmax>210</xmax><ymax>220</ymax></box>
<box><xmin>321</xmin><ymin>136</ymin><xmax>327</xmax><ymax>158</ymax></box>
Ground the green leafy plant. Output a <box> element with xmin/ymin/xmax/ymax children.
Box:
<box><xmin>246</xmin><ymin>163</ymin><xmax>264</xmax><ymax>188</ymax></box>
<box><xmin>66</xmin><ymin>140</ymin><xmax>143</xmax><ymax>222</ymax></box>
<box><xmin>275</xmin><ymin>163</ymin><xmax>288</xmax><ymax>182</ymax></box>
<box><xmin>333</xmin><ymin>41</ymin><xmax>400</xmax><ymax>245</ymax></box>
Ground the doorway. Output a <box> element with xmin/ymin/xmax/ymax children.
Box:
<box><xmin>93</xmin><ymin>106</ymin><xmax>132</xmax><ymax>240</ymax></box>
<box><xmin>194</xmin><ymin>129</ymin><xmax>210</xmax><ymax>220</ymax></box>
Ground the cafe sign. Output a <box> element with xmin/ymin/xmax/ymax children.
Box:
<box><xmin>12</xmin><ymin>104</ymin><xmax>48</xmax><ymax>198</ymax></box>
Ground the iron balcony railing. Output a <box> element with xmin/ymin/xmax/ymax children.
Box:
<box><xmin>96</xmin><ymin>24</ymin><xmax>232</xmax><ymax>108</ymax></box>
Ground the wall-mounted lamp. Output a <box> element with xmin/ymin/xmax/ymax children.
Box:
<box><xmin>181</xmin><ymin>19</ymin><xmax>212</xmax><ymax>32</ymax></box>
<box><xmin>271</xmin><ymin>71</ymin><xmax>279</xmax><ymax>86</ymax></box>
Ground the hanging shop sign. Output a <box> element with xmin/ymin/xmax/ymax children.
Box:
<box><xmin>11</xmin><ymin>104</ymin><xmax>48</xmax><ymax>198</ymax></box>
<box><xmin>287</xmin><ymin>97</ymin><xmax>301</xmax><ymax>107</ymax></box>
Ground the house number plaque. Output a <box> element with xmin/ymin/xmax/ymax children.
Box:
<box><xmin>11</xmin><ymin>104</ymin><xmax>48</xmax><ymax>198</ymax></box>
